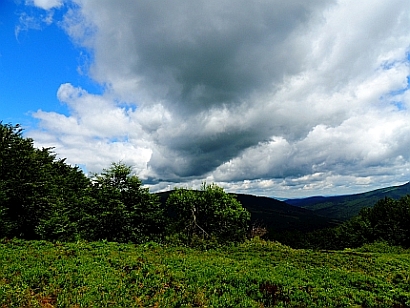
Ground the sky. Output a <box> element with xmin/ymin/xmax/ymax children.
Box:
<box><xmin>1</xmin><ymin>0</ymin><xmax>410</xmax><ymax>199</ymax></box>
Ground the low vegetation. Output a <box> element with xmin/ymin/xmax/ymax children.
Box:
<box><xmin>1</xmin><ymin>239</ymin><xmax>410</xmax><ymax>307</ymax></box>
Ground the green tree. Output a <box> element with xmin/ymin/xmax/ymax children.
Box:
<box><xmin>0</xmin><ymin>122</ymin><xmax>94</xmax><ymax>240</ymax></box>
<box><xmin>318</xmin><ymin>196</ymin><xmax>410</xmax><ymax>249</ymax></box>
<box><xmin>35</xmin><ymin>160</ymin><xmax>94</xmax><ymax>241</ymax></box>
<box><xmin>166</xmin><ymin>183</ymin><xmax>250</xmax><ymax>243</ymax></box>
<box><xmin>0</xmin><ymin>180</ymin><xmax>9</xmax><ymax>236</ymax></box>
<box><xmin>0</xmin><ymin>123</ymin><xmax>58</xmax><ymax>238</ymax></box>
<box><xmin>289</xmin><ymin>195</ymin><xmax>410</xmax><ymax>250</ymax></box>
<box><xmin>85</xmin><ymin>162</ymin><xmax>164</xmax><ymax>243</ymax></box>
<box><xmin>356</xmin><ymin>196</ymin><xmax>410</xmax><ymax>247</ymax></box>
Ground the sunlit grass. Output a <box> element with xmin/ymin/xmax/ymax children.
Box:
<box><xmin>0</xmin><ymin>238</ymin><xmax>409</xmax><ymax>307</ymax></box>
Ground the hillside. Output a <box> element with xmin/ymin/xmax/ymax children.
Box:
<box><xmin>286</xmin><ymin>181</ymin><xmax>410</xmax><ymax>221</ymax></box>
<box><xmin>156</xmin><ymin>191</ymin><xmax>336</xmax><ymax>234</ymax></box>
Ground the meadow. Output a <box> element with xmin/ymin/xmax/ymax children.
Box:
<box><xmin>1</xmin><ymin>238</ymin><xmax>409</xmax><ymax>307</ymax></box>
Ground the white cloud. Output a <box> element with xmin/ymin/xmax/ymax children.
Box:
<box><xmin>29</xmin><ymin>0</ymin><xmax>410</xmax><ymax>197</ymax></box>
<box><xmin>31</xmin><ymin>83</ymin><xmax>153</xmax><ymax>176</ymax></box>
<box><xmin>27</xmin><ymin>0</ymin><xmax>63</xmax><ymax>10</ymax></box>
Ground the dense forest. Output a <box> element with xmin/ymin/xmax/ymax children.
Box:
<box><xmin>1</xmin><ymin>121</ymin><xmax>410</xmax><ymax>250</ymax></box>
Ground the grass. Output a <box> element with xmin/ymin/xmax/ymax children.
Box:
<box><xmin>0</xmin><ymin>238</ymin><xmax>409</xmax><ymax>307</ymax></box>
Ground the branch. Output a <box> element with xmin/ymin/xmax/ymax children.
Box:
<box><xmin>191</xmin><ymin>207</ymin><xmax>209</xmax><ymax>238</ymax></box>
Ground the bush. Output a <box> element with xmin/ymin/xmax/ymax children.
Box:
<box><xmin>166</xmin><ymin>183</ymin><xmax>250</xmax><ymax>244</ymax></box>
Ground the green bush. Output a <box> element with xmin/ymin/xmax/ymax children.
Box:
<box><xmin>166</xmin><ymin>183</ymin><xmax>251</xmax><ymax>244</ymax></box>
<box><xmin>84</xmin><ymin>162</ymin><xmax>165</xmax><ymax>243</ymax></box>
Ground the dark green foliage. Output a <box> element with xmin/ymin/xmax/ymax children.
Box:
<box><xmin>0</xmin><ymin>122</ymin><xmax>90</xmax><ymax>239</ymax></box>
<box><xmin>284</xmin><ymin>196</ymin><xmax>410</xmax><ymax>250</ymax></box>
<box><xmin>351</xmin><ymin>196</ymin><xmax>410</xmax><ymax>247</ymax></box>
<box><xmin>166</xmin><ymin>183</ymin><xmax>250</xmax><ymax>243</ymax></box>
<box><xmin>4</xmin><ymin>121</ymin><xmax>410</xmax><ymax>251</ymax></box>
<box><xmin>0</xmin><ymin>122</ymin><xmax>46</xmax><ymax>237</ymax></box>
<box><xmin>35</xmin><ymin>161</ymin><xmax>95</xmax><ymax>241</ymax></box>
<box><xmin>325</xmin><ymin>196</ymin><xmax>410</xmax><ymax>249</ymax></box>
<box><xmin>0</xmin><ymin>121</ymin><xmax>253</xmax><ymax>245</ymax></box>
<box><xmin>158</xmin><ymin>191</ymin><xmax>336</xmax><ymax>240</ymax></box>
<box><xmin>38</xmin><ymin>162</ymin><xmax>165</xmax><ymax>243</ymax></box>
<box><xmin>84</xmin><ymin>162</ymin><xmax>165</xmax><ymax>243</ymax></box>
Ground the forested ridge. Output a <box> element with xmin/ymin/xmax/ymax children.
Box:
<box><xmin>286</xmin><ymin>182</ymin><xmax>410</xmax><ymax>221</ymax></box>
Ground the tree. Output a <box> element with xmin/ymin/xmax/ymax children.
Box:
<box><xmin>0</xmin><ymin>122</ymin><xmax>93</xmax><ymax>240</ymax></box>
<box><xmin>35</xmin><ymin>160</ymin><xmax>94</xmax><ymax>241</ymax></box>
<box><xmin>85</xmin><ymin>162</ymin><xmax>164</xmax><ymax>243</ymax></box>
<box><xmin>0</xmin><ymin>123</ymin><xmax>58</xmax><ymax>238</ymax></box>
<box><xmin>325</xmin><ymin>196</ymin><xmax>410</xmax><ymax>249</ymax></box>
<box><xmin>356</xmin><ymin>196</ymin><xmax>410</xmax><ymax>247</ymax></box>
<box><xmin>166</xmin><ymin>183</ymin><xmax>250</xmax><ymax>243</ymax></box>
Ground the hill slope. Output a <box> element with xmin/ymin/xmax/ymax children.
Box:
<box><xmin>1</xmin><ymin>239</ymin><xmax>410</xmax><ymax>307</ymax></box>
<box><xmin>286</xmin><ymin>181</ymin><xmax>410</xmax><ymax>221</ymax></box>
<box><xmin>156</xmin><ymin>191</ymin><xmax>335</xmax><ymax>234</ymax></box>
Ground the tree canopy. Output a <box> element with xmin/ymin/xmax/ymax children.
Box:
<box><xmin>344</xmin><ymin>196</ymin><xmax>410</xmax><ymax>247</ymax></box>
<box><xmin>166</xmin><ymin>183</ymin><xmax>251</xmax><ymax>243</ymax></box>
<box><xmin>84</xmin><ymin>162</ymin><xmax>164</xmax><ymax>243</ymax></box>
<box><xmin>0</xmin><ymin>122</ymin><xmax>251</xmax><ymax>245</ymax></box>
<box><xmin>0</xmin><ymin>122</ymin><xmax>89</xmax><ymax>239</ymax></box>
<box><xmin>286</xmin><ymin>195</ymin><xmax>410</xmax><ymax>250</ymax></box>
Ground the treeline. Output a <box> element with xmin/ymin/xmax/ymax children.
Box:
<box><xmin>276</xmin><ymin>195</ymin><xmax>410</xmax><ymax>250</ymax></box>
<box><xmin>0</xmin><ymin>122</ymin><xmax>250</xmax><ymax>244</ymax></box>
<box><xmin>2</xmin><ymin>122</ymin><xmax>410</xmax><ymax>249</ymax></box>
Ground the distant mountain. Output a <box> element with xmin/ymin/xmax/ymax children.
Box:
<box><xmin>156</xmin><ymin>191</ymin><xmax>336</xmax><ymax>234</ymax></box>
<box><xmin>286</xmin><ymin>182</ymin><xmax>410</xmax><ymax>221</ymax></box>
<box><xmin>234</xmin><ymin>194</ymin><xmax>336</xmax><ymax>232</ymax></box>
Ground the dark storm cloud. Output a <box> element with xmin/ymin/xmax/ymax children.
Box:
<box><xmin>149</xmin><ymin>124</ymin><xmax>264</xmax><ymax>179</ymax></box>
<box><xmin>31</xmin><ymin>0</ymin><xmax>410</xmax><ymax>197</ymax></box>
<box><xmin>94</xmin><ymin>0</ymin><xmax>329</xmax><ymax>111</ymax></box>
<box><xmin>71</xmin><ymin>0</ymin><xmax>334</xmax><ymax>179</ymax></box>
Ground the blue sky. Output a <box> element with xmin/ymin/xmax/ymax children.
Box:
<box><xmin>1</xmin><ymin>0</ymin><xmax>410</xmax><ymax>198</ymax></box>
<box><xmin>0</xmin><ymin>0</ymin><xmax>101</xmax><ymax>124</ymax></box>
<box><xmin>1</xmin><ymin>1</ymin><xmax>69</xmax><ymax>123</ymax></box>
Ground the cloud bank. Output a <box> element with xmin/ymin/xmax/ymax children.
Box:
<box><xmin>29</xmin><ymin>0</ymin><xmax>410</xmax><ymax>197</ymax></box>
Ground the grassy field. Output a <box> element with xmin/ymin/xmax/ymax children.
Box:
<box><xmin>0</xmin><ymin>238</ymin><xmax>409</xmax><ymax>307</ymax></box>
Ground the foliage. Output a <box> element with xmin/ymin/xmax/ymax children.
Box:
<box><xmin>4</xmin><ymin>120</ymin><xmax>410</xmax><ymax>251</ymax></box>
<box><xmin>0</xmin><ymin>122</ymin><xmax>90</xmax><ymax>239</ymax></box>
<box><xmin>84</xmin><ymin>162</ymin><xmax>165</xmax><ymax>243</ymax></box>
<box><xmin>353</xmin><ymin>196</ymin><xmax>410</xmax><ymax>247</ymax></box>
<box><xmin>280</xmin><ymin>196</ymin><xmax>410</xmax><ymax>250</ymax></box>
<box><xmin>166</xmin><ymin>183</ymin><xmax>250</xmax><ymax>244</ymax></box>
<box><xmin>35</xmin><ymin>161</ymin><xmax>94</xmax><ymax>242</ymax></box>
<box><xmin>0</xmin><ymin>122</ymin><xmax>253</xmax><ymax>245</ymax></box>
<box><xmin>355</xmin><ymin>241</ymin><xmax>408</xmax><ymax>254</ymax></box>
<box><xmin>321</xmin><ymin>196</ymin><xmax>410</xmax><ymax>249</ymax></box>
<box><xmin>1</xmin><ymin>238</ymin><xmax>410</xmax><ymax>307</ymax></box>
